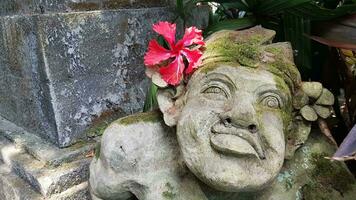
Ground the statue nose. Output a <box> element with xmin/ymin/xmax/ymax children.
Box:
<box><xmin>220</xmin><ymin>101</ymin><xmax>259</xmax><ymax>133</ymax></box>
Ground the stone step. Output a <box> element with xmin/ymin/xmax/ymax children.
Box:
<box><xmin>0</xmin><ymin>116</ymin><xmax>95</xmax><ymax>167</ymax></box>
<box><xmin>0</xmin><ymin>135</ymin><xmax>91</xmax><ymax>197</ymax></box>
<box><xmin>0</xmin><ymin>134</ymin><xmax>13</xmax><ymax>162</ymax></box>
<box><xmin>48</xmin><ymin>182</ymin><xmax>89</xmax><ymax>200</ymax></box>
<box><xmin>0</xmin><ymin>161</ymin><xmax>43</xmax><ymax>200</ymax></box>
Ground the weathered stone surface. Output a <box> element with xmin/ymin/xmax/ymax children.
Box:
<box><xmin>90</xmin><ymin>111</ymin><xmax>207</xmax><ymax>200</ymax></box>
<box><xmin>0</xmin><ymin>133</ymin><xmax>91</xmax><ymax>197</ymax></box>
<box><xmin>0</xmin><ymin>7</ymin><xmax>175</xmax><ymax>147</ymax></box>
<box><xmin>0</xmin><ymin>126</ymin><xmax>94</xmax><ymax>200</ymax></box>
<box><xmin>89</xmin><ymin>27</ymin><xmax>352</xmax><ymax>200</ymax></box>
<box><xmin>48</xmin><ymin>182</ymin><xmax>89</xmax><ymax>200</ymax></box>
<box><xmin>301</xmin><ymin>82</ymin><xmax>323</xmax><ymax>99</ymax></box>
<box><xmin>0</xmin><ymin>0</ymin><xmax>172</xmax><ymax>16</ymax></box>
<box><xmin>313</xmin><ymin>104</ymin><xmax>331</xmax><ymax>119</ymax></box>
<box><xmin>315</xmin><ymin>88</ymin><xmax>335</xmax><ymax>106</ymax></box>
<box><xmin>0</xmin><ymin>161</ymin><xmax>43</xmax><ymax>200</ymax></box>
<box><xmin>293</xmin><ymin>89</ymin><xmax>309</xmax><ymax>109</ymax></box>
<box><xmin>301</xmin><ymin>105</ymin><xmax>318</xmax><ymax>121</ymax></box>
<box><xmin>0</xmin><ymin>116</ymin><xmax>95</xmax><ymax>166</ymax></box>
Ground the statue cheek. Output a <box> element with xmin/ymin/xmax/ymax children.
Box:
<box><xmin>259</xmin><ymin>111</ymin><xmax>286</xmax><ymax>153</ymax></box>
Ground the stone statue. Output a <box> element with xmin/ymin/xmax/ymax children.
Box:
<box><xmin>89</xmin><ymin>26</ymin><xmax>356</xmax><ymax>200</ymax></box>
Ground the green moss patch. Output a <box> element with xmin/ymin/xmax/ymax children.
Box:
<box><xmin>86</xmin><ymin>109</ymin><xmax>125</xmax><ymax>137</ymax></box>
<box><xmin>302</xmin><ymin>153</ymin><xmax>356</xmax><ymax>199</ymax></box>
<box><xmin>162</xmin><ymin>182</ymin><xmax>176</xmax><ymax>199</ymax></box>
<box><xmin>117</xmin><ymin>110</ymin><xmax>162</xmax><ymax>125</ymax></box>
<box><xmin>204</xmin><ymin>36</ymin><xmax>261</xmax><ymax>67</ymax></box>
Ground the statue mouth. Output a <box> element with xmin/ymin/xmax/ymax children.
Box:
<box><xmin>211</xmin><ymin>123</ymin><xmax>266</xmax><ymax>159</ymax></box>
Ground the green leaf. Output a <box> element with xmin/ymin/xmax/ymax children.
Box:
<box><xmin>256</xmin><ymin>0</ymin><xmax>312</xmax><ymax>15</ymax></box>
<box><xmin>289</xmin><ymin>3</ymin><xmax>356</xmax><ymax>20</ymax></box>
<box><xmin>176</xmin><ymin>0</ymin><xmax>185</xmax><ymax>20</ymax></box>
<box><xmin>220</xmin><ymin>1</ymin><xmax>252</xmax><ymax>12</ymax></box>
<box><xmin>308</xmin><ymin>14</ymin><xmax>356</xmax><ymax>49</ymax></box>
<box><xmin>143</xmin><ymin>82</ymin><xmax>159</xmax><ymax>112</ymax></box>
<box><xmin>205</xmin><ymin>17</ymin><xmax>257</xmax><ymax>35</ymax></box>
<box><xmin>283</xmin><ymin>12</ymin><xmax>312</xmax><ymax>74</ymax></box>
<box><xmin>243</xmin><ymin>0</ymin><xmax>259</xmax><ymax>8</ymax></box>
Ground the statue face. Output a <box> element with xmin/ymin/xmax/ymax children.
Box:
<box><xmin>177</xmin><ymin>64</ymin><xmax>292</xmax><ymax>192</ymax></box>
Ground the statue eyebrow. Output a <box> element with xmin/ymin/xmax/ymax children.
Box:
<box><xmin>203</xmin><ymin>72</ymin><xmax>236</xmax><ymax>90</ymax></box>
<box><xmin>255</xmin><ymin>84</ymin><xmax>290</xmax><ymax>102</ymax></box>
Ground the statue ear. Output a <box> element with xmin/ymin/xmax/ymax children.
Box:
<box><xmin>285</xmin><ymin>115</ymin><xmax>312</xmax><ymax>159</ymax></box>
<box><xmin>285</xmin><ymin>81</ymin><xmax>334</xmax><ymax>159</ymax></box>
<box><xmin>157</xmin><ymin>86</ymin><xmax>185</xmax><ymax>127</ymax></box>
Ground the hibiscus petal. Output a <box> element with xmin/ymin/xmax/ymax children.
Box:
<box><xmin>179</xmin><ymin>26</ymin><xmax>205</xmax><ymax>47</ymax></box>
<box><xmin>181</xmin><ymin>48</ymin><xmax>203</xmax><ymax>74</ymax></box>
<box><xmin>144</xmin><ymin>40</ymin><xmax>173</xmax><ymax>66</ymax></box>
<box><xmin>152</xmin><ymin>21</ymin><xmax>176</xmax><ymax>48</ymax></box>
<box><xmin>159</xmin><ymin>56</ymin><xmax>185</xmax><ymax>86</ymax></box>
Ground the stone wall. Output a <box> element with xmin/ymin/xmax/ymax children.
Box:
<box><xmin>0</xmin><ymin>3</ymin><xmax>176</xmax><ymax>147</ymax></box>
<box><xmin>0</xmin><ymin>0</ymin><xmax>209</xmax><ymax>148</ymax></box>
<box><xmin>0</xmin><ymin>0</ymin><xmax>171</xmax><ymax>16</ymax></box>
<box><xmin>0</xmin><ymin>0</ymin><xmax>208</xmax><ymax>148</ymax></box>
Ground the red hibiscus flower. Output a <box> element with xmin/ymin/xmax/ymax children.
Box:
<box><xmin>144</xmin><ymin>21</ymin><xmax>205</xmax><ymax>86</ymax></box>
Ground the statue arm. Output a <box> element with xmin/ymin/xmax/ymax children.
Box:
<box><xmin>89</xmin><ymin>124</ymin><xmax>134</xmax><ymax>200</ymax></box>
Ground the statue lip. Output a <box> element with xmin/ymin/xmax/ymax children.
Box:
<box><xmin>211</xmin><ymin>124</ymin><xmax>266</xmax><ymax>159</ymax></box>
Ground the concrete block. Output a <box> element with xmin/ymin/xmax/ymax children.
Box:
<box><xmin>0</xmin><ymin>7</ymin><xmax>174</xmax><ymax>147</ymax></box>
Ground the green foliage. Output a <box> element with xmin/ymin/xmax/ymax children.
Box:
<box><xmin>204</xmin><ymin>16</ymin><xmax>256</xmax><ymax>35</ymax></box>
<box><xmin>175</xmin><ymin>0</ymin><xmax>356</xmax><ymax>79</ymax></box>
<box><xmin>143</xmin><ymin>82</ymin><xmax>158</xmax><ymax>112</ymax></box>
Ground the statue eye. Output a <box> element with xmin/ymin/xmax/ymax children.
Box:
<box><xmin>203</xmin><ymin>86</ymin><xmax>228</xmax><ymax>99</ymax></box>
<box><xmin>261</xmin><ymin>95</ymin><xmax>281</xmax><ymax>109</ymax></box>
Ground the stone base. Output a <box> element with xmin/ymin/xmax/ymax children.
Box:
<box><xmin>0</xmin><ymin>116</ymin><xmax>95</xmax><ymax>199</ymax></box>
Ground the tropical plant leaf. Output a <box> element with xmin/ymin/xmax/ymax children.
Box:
<box><xmin>283</xmin><ymin>12</ymin><xmax>312</xmax><ymax>73</ymax></box>
<box><xmin>333</xmin><ymin>124</ymin><xmax>356</xmax><ymax>160</ymax></box>
<box><xmin>221</xmin><ymin>1</ymin><xmax>251</xmax><ymax>11</ymax></box>
<box><xmin>256</xmin><ymin>0</ymin><xmax>312</xmax><ymax>15</ymax></box>
<box><xmin>176</xmin><ymin>0</ymin><xmax>185</xmax><ymax>20</ymax></box>
<box><xmin>243</xmin><ymin>0</ymin><xmax>259</xmax><ymax>8</ymax></box>
<box><xmin>289</xmin><ymin>3</ymin><xmax>356</xmax><ymax>20</ymax></box>
<box><xmin>143</xmin><ymin>82</ymin><xmax>159</xmax><ymax>112</ymax></box>
<box><xmin>205</xmin><ymin>16</ymin><xmax>256</xmax><ymax>35</ymax></box>
<box><xmin>307</xmin><ymin>14</ymin><xmax>356</xmax><ymax>49</ymax></box>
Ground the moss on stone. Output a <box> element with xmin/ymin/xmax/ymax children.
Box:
<box><xmin>162</xmin><ymin>182</ymin><xmax>176</xmax><ymax>199</ymax></box>
<box><xmin>199</xmin><ymin>62</ymin><xmax>231</xmax><ymax>74</ymax></box>
<box><xmin>86</xmin><ymin>122</ymin><xmax>109</xmax><ymax>137</ymax></box>
<box><xmin>200</xmin><ymin>31</ymin><xmax>301</xmax><ymax>96</ymax></box>
<box><xmin>302</xmin><ymin>183</ymin><xmax>331</xmax><ymax>200</ymax></box>
<box><xmin>86</xmin><ymin>109</ymin><xmax>126</xmax><ymax>137</ymax></box>
<box><xmin>204</xmin><ymin>36</ymin><xmax>261</xmax><ymax>67</ymax></box>
<box><xmin>248</xmin><ymin>34</ymin><xmax>265</xmax><ymax>45</ymax></box>
<box><xmin>308</xmin><ymin>153</ymin><xmax>355</xmax><ymax>195</ymax></box>
<box><xmin>265</xmin><ymin>46</ymin><xmax>284</xmax><ymax>55</ymax></box>
<box><xmin>117</xmin><ymin>110</ymin><xmax>162</xmax><ymax>125</ymax></box>
<box><xmin>95</xmin><ymin>142</ymin><xmax>101</xmax><ymax>159</ymax></box>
